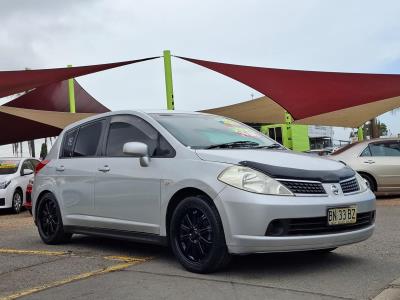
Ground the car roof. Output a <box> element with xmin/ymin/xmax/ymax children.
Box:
<box><xmin>357</xmin><ymin>137</ymin><xmax>400</xmax><ymax>145</ymax></box>
<box><xmin>62</xmin><ymin>109</ymin><xmax>212</xmax><ymax>133</ymax></box>
<box><xmin>331</xmin><ymin>137</ymin><xmax>400</xmax><ymax>156</ymax></box>
<box><xmin>141</xmin><ymin>110</ymin><xmax>206</xmax><ymax>115</ymax></box>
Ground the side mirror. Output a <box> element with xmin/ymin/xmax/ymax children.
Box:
<box><xmin>22</xmin><ymin>169</ymin><xmax>34</xmax><ymax>176</ymax></box>
<box><xmin>123</xmin><ymin>142</ymin><xmax>150</xmax><ymax>167</ymax></box>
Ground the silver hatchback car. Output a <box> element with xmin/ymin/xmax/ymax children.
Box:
<box><xmin>33</xmin><ymin>111</ymin><xmax>376</xmax><ymax>273</ymax></box>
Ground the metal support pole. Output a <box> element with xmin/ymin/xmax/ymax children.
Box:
<box><xmin>163</xmin><ymin>50</ymin><xmax>175</xmax><ymax>110</ymax></box>
<box><xmin>357</xmin><ymin>126</ymin><xmax>364</xmax><ymax>141</ymax></box>
<box><xmin>67</xmin><ymin>64</ymin><xmax>76</xmax><ymax>113</ymax></box>
<box><xmin>284</xmin><ymin>112</ymin><xmax>293</xmax><ymax>150</ymax></box>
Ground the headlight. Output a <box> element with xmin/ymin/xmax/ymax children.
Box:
<box><xmin>218</xmin><ymin>166</ymin><xmax>294</xmax><ymax>196</ymax></box>
<box><xmin>0</xmin><ymin>180</ymin><xmax>11</xmax><ymax>189</ymax></box>
<box><xmin>355</xmin><ymin>173</ymin><xmax>368</xmax><ymax>192</ymax></box>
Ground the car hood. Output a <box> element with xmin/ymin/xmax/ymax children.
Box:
<box><xmin>0</xmin><ymin>174</ymin><xmax>13</xmax><ymax>182</ymax></box>
<box><xmin>195</xmin><ymin>149</ymin><xmax>345</xmax><ymax>171</ymax></box>
<box><xmin>195</xmin><ymin>149</ymin><xmax>355</xmax><ymax>182</ymax></box>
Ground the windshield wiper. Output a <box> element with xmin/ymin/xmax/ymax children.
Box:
<box><xmin>206</xmin><ymin>141</ymin><xmax>260</xmax><ymax>149</ymax></box>
<box><xmin>255</xmin><ymin>143</ymin><xmax>285</xmax><ymax>149</ymax></box>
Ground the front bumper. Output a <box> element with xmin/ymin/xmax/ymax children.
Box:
<box><xmin>0</xmin><ymin>189</ymin><xmax>9</xmax><ymax>209</ymax></box>
<box><xmin>216</xmin><ymin>186</ymin><xmax>376</xmax><ymax>254</ymax></box>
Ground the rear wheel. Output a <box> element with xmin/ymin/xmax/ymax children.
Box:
<box><xmin>12</xmin><ymin>190</ymin><xmax>23</xmax><ymax>214</ymax></box>
<box><xmin>169</xmin><ymin>196</ymin><xmax>231</xmax><ymax>273</ymax></box>
<box><xmin>37</xmin><ymin>193</ymin><xmax>72</xmax><ymax>244</ymax></box>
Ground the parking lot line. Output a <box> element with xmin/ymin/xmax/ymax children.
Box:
<box><xmin>0</xmin><ymin>248</ymin><xmax>68</xmax><ymax>257</ymax></box>
<box><xmin>0</xmin><ymin>249</ymin><xmax>150</xmax><ymax>300</ymax></box>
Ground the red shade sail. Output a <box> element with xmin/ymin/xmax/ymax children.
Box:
<box><xmin>0</xmin><ymin>79</ymin><xmax>108</xmax><ymax>145</ymax></box>
<box><xmin>0</xmin><ymin>111</ymin><xmax>62</xmax><ymax>146</ymax></box>
<box><xmin>5</xmin><ymin>79</ymin><xmax>109</xmax><ymax>113</ymax></box>
<box><xmin>0</xmin><ymin>57</ymin><xmax>159</xmax><ymax>98</ymax></box>
<box><xmin>177</xmin><ymin>56</ymin><xmax>400</xmax><ymax>121</ymax></box>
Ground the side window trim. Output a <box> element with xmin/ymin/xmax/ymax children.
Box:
<box><xmin>104</xmin><ymin>114</ymin><xmax>175</xmax><ymax>158</ymax></box>
<box><xmin>99</xmin><ymin>116</ymin><xmax>112</xmax><ymax>157</ymax></box>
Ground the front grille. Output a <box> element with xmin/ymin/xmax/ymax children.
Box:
<box><xmin>279</xmin><ymin>180</ymin><xmax>326</xmax><ymax>195</ymax></box>
<box><xmin>340</xmin><ymin>178</ymin><xmax>359</xmax><ymax>194</ymax></box>
<box><xmin>265</xmin><ymin>211</ymin><xmax>375</xmax><ymax>236</ymax></box>
<box><xmin>0</xmin><ymin>198</ymin><xmax>4</xmax><ymax>206</ymax></box>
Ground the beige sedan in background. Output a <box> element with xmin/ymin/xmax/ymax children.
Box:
<box><xmin>331</xmin><ymin>138</ymin><xmax>400</xmax><ymax>194</ymax></box>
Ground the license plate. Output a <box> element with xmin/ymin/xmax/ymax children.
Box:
<box><xmin>327</xmin><ymin>206</ymin><xmax>357</xmax><ymax>225</ymax></box>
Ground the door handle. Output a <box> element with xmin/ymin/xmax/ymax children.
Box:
<box><xmin>363</xmin><ymin>160</ymin><xmax>375</xmax><ymax>164</ymax></box>
<box><xmin>98</xmin><ymin>165</ymin><xmax>110</xmax><ymax>173</ymax></box>
<box><xmin>56</xmin><ymin>166</ymin><xmax>65</xmax><ymax>172</ymax></box>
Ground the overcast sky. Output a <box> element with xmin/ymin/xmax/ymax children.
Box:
<box><xmin>1</xmin><ymin>0</ymin><xmax>399</xmax><ymax>152</ymax></box>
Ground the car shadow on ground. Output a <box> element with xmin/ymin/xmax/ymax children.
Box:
<box><xmin>67</xmin><ymin>234</ymin><xmax>364</xmax><ymax>276</ymax></box>
<box><xmin>227</xmin><ymin>251</ymin><xmax>364</xmax><ymax>275</ymax></box>
<box><xmin>0</xmin><ymin>209</ymin><xmax>16</xmax><ymax>216</ymax></box>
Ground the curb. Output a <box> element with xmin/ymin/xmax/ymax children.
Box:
<box><xmin>373</xmin><ymin>277</ymin><xmax>400</xmax><ymax>300</ymax></box>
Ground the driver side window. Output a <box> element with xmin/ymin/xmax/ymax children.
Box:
<box><xmin>106</xmin><ymin>115</ymin><xmax>175</xmax><ymax>158</ymax></box>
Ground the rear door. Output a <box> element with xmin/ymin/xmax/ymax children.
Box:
<box><xmin>361</xmin><ymin>140</ymin><xmax>400</xmax><ymax>191</ymax></box>
<box><xmin>55</xmin><ymin>119</ymin><xmax>107</xmax><ymax>225</ymax></box>
<box><xmin>94</xmin><ymin>114</ymin><xmax>175</xmax><ymax>234</ymax></box>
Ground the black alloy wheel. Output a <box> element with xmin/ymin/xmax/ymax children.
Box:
<box><xmin>170</xmin><ymin>196</ymin><xmax>231</xmax><ymax>273</ymax></box>
<box><xmin>37</xmin><ymin>193</ymin><xmax>71</xmax><ymax>244</ymax></box>
<box><xmin>178</xmin><ymin>207</ymin><xmax>213</xmax><ymax>263</ymax></box>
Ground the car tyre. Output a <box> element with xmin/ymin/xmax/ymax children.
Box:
<box><xmin>169</xmin><ymin>195</ymin><xmax>231</xmax><ymax>273</ymax></box>
<box><xmin>12</xmin><ymin>190</ymin><xmax>23</xmax><ymax>214</ymax></box>
<box><xmin>36</xmin><ymin>192</ymin><xmax>72</xmax><ymax>244</ymax></box>
<box><xmin>361</xmin><ymin>174</ymin><xmax>376</xmax><ymax>192</ymax></box>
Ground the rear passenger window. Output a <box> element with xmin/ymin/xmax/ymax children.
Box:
<box><xmin>370</xmin><ymin>142</ymin><xmax>400</xmax><ymax>157</ymax></box>
<box><xmin>73</xmin><ymin>121</ymin><xmax>103</xmax><ymax>157</ymax></box>
<box><xmin>61</xmin><ymin>129</ymin><xmax>78</xmax><ymax>158</ymax></box>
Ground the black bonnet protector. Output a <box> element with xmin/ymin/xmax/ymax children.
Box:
<box><xmin>239</xmin><ymin>161</ymin><xmax>356</xmax><ymax>183</ymax></box>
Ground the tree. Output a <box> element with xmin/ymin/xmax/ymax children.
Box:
<box><xmin>362</xmin><ymin>119</ymin><xmax>388</xmax><ymax>138</ymax></box>
<box><xmin>379</xmin><ymin>122</ymin><xmax>388</xmax><ymax>136</ymax></box>
<box><xmin>40</xmin><ymin>143</ymin><xmax>48</xmax><ymax>160</ymax></box>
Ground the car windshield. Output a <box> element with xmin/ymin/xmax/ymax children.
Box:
<box><xmin>0</xmin><ymin>159</ymin><xmax>20</xmax><ymax>175</ymax></box>
<box><xmin>151</xmin><ymin>113</ymin><xmax>278</xmax><ymax>149</ymax></box>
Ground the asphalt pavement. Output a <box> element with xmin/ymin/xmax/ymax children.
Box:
<box><xmin>0</xmin><ymin>197</ymin><xmax>399</xmax><ymax>300</ymax></box>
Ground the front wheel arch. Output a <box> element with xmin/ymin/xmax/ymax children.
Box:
<box><xmin>358</xmin><ymin>172</ymin><xmax>377</xmax><ymax>192</ymax></box>
<box><xmin>166</xmin><ymin>188</ymin><xmax>218</xmax><ymax>240</ymax></box>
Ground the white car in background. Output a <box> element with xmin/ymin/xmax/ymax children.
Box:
<box><xmin>0</xmin><ymin>158</ymin><xmax>39</xmax><ymax>213</ymax></box>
